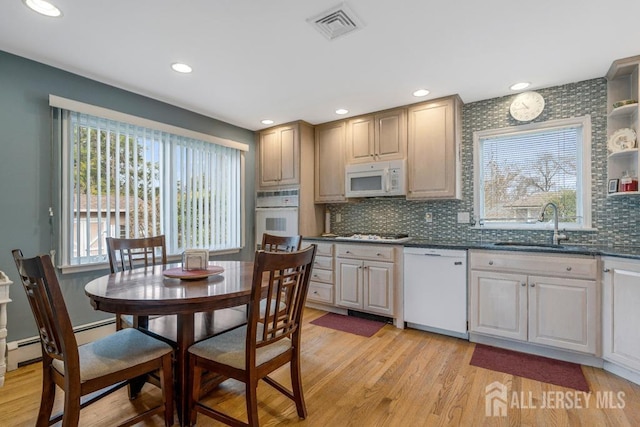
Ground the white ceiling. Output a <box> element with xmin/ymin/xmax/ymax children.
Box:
<box><xmin>2</xmin><ymin>0</ymin><xmax>640</xmax><ymax>131</ymax></box>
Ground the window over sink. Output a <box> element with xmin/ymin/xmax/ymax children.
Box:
<box><xmin>473</xmin><ymin>116</ymin><xmax>592</xmax><ymax>230</ymax></box>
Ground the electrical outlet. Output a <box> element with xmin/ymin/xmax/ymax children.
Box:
<box><xmin>457</xmin><ymin>212</ymin><xmax>470</xmax><ymax>224</ymax></box>
<box><xmin>424</xmin><ymin>212</ymin><xmax>432</xmax><ymax>223</ymax></box>
<box><xmin>336</xmin><ymin>213</ymin><xmax>342</xmax><ymax>223</ymax></box>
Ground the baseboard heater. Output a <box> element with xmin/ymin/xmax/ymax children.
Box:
<box><xmin>6</xmin><ymin>318</ymin><xmax>116</xmax><ymax>371</ymax></box>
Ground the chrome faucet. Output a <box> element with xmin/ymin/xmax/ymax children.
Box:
<box><xmin>538</xmin><ymin>202</ymin><xmax>568</xmax><ymax>245</ymax></box>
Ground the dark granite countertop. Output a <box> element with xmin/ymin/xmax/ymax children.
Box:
<box><xmin>302</xmin><ymin>235</ymin><xmax>640</xmax><ymax>260</ymax></box>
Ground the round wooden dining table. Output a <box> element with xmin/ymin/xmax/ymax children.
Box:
<box><xmin>84</xmin><ymin>260</ymin><xmax>255</xmax><ymax>426</ymax></box>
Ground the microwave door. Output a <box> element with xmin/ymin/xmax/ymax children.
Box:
<box><xmin>349</xmin><ymin>171</ymin><xmax>384</xmax><ymax>195</ymax></box>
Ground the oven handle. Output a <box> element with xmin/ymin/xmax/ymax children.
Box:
<box><xmin>255</xmin><ymin>207</ymin><xmax>299</xmax><ymax>211</ymax></box>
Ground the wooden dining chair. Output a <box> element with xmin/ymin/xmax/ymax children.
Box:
<box><xmin>105</xmin><ymin>235</ymin><xmax>167</xmax><ymax>330</ymax></box>
<box><xmin>188</xmin><ymin>244</ymin><xmax>317</xmax><ymax>426</ymax></box>
<box><xmin>261</xmin><ymin>233</ymin><xmax>302</xmax><ymax>252</ymax></box>
<box><xmin>11</xmin><ymin>249</ymin><xmax>174</xmax><ymax>427</ymax></box>
<box><xmin>255</xmin><ymin>233</ymin><xmax>303</xmax><ymax>318</ymax></box>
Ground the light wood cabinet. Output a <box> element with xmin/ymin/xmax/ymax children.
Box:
<box><xmin>406</xmin><ymin>95</ymin><xmax>462</xmax><ymax>200</ymax></box>
<box><xmin>346</xmin><ymin>108</ymin><xmax>407</xmax><ymax>164</ymax></box>
<box><xmin>257</xmin><ymin>122</ymin><xmax>323</xmax><ymax>237</ymax></box>
<box><xmin>306</xmin><ymin>241</ymin><xmax>335</xmax><ymax>305</ymax></box>
<box><xmin>606</xmin><ymin>55</ymin><xmax>640</xmax><ymax>197</ymax></box>
<box><xmin>469</xmin><ymin>270</ymin><xmax>528</xmax><ymax>341</ymax></box>
<box><xmin>258</xmin><ymin>123</ymin><xmax>299</xmax><ymax>188</ymax></box>
<box><xmin>315</xmin><ymin>121</ymin><xmax>346</xmax><ymax>203</ymax></box>
<box><xmin>469</xmin><ymin>250</ymin><xmax>598</xmax><ymax>354</ymax></box>
<box><xmin>602</xmin><ymin>257</ymin><xmax>640</xmax><ymax>373</ymax></box>
<box><xmin>335</xmin><ymin>243</ymin><xmax>396</xmax><ymax>316</ymax></box>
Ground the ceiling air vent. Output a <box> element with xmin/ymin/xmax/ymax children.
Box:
<box><xmin>307</xmin><ymin>3</ymin><xmax>364</xmax><ymax>41</ymax></box>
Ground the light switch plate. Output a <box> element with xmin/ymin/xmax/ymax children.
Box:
<box><xmin>457</xmin><ymin>212</ymin><xmax>470</xmax><ymax>224</ymax></box>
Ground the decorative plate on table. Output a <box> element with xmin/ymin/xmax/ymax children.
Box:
<box><xmin>163</xmin><ymin>266</ymin><xmax>225</xmax><ymax>280</ymax></box>
<box><xmin>608</xmin><ymin>128</ymin><xmax>637</xmax><ymax>153</ymax></box>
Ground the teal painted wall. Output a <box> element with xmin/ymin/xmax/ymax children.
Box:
<box><xmin>0</xmin><ymin>50</ymin><xmax>256</xmax><ymax>341</ymax></box>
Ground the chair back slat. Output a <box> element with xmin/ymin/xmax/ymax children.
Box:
<box><xmin>106</xmin><ymin>235</ymin><xmax>167</xmax><ymax>273</ymax></box>
<box><xmin>248</xmin><ymin>246</ymin><xmax>316</xmax><ymax>351</ymax></box>
<box><xmin>12</xmin><ymin>250</ymin><xmax>79</xmax><ymax>366</ymax></box>
<box><xmin>261</xmin><ymin>233</ymin><xmax>302</xmax><ymax>253</ymax></box>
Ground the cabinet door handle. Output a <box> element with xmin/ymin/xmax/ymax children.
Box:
<box><xmin>566</xmin><ymin>266</ymin><xmax>572</xmax><ymax>271</ymax></box>
<box><xmin>603</xmin><ymin>268</ymin><xmax>611</xmax><ymax>273</ymax></box>
<box><xmin>345</xmin><ymin>250</ymin><xmax>351</xmax><ymax>254</ymax></box>
<box><xmin>530</xmin><ymin>283</ymin><xmax>536</xmax><ymax>288</ymax></box>
<box><xmin>521</xmin><ymin>282</ymin><xmax>526</xmax><ymax>287</ymax></box>
<box><xmin>376</xmin><ymin>253</ymin><xmax>381</xmax><ymax>256</ymax></box>
<box><xmin>488</xmin><ymin>261</ymin><xmax>494</xmax><ymax>265</ymax></box>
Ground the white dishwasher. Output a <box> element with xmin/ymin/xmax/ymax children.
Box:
<box><xmin>403</xmin><ymin>247</ymin><xmax>468</xmax><ymax>339</ymax></box>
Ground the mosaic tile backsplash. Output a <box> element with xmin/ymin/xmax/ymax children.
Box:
<box><xmin>327</xmin><ymin>78</ymin><xmax>640</xmax><ymax>247</ymax></box>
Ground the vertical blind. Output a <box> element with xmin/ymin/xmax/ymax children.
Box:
<box><xmin>58</xmin><ymin>108</ymin><xmax>244</xmax><ymax>267</ymax></box>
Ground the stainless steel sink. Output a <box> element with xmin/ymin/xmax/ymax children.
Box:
<box><xmin>492</xmin><ymin>242</ymin><xmax>563</xmax><ymax>248</ymax></box>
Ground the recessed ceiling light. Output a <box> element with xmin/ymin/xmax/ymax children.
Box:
<box><xmin>171</xmin><ymin>62</ymin><xmax>193</xmax><ymax>73</ymax></box>
<box><xmin>335</xmin><ymin>109</ymin><xmax>349</xmax><ymax>115</ymax></box>
<box><xmin>510</xmin><ymin>82</ymin><xmax>530</xmax><ymax>90</ymax></box>
<box><xmin>261</xmin><ymin>119</ymin><xmax>274</xmax><ymax>125</ymax></box>
<box><xmin>413</xmin><ymin>89</ymin><xmax>430</xmax><ymax>97</ymax></box>
<box><xmin>23</xmin><ymin>0</ymin><xmax>62</xmax><ymax>17</ymax></box>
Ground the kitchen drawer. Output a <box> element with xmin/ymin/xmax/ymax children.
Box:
<box><xmin>316</xmin><ymin>242</ymin><xmax>334</xmax><ymax>256</ymax></box>
<box><xmin>336</xmin><ymin>244</ymin><xmax>395</xmax><ymax>262</ymax></box>
<box><xmin>303</xmin><ymin>240</ymin><xmax>333</xmax><ymax>257</ymax></box>
<box><xmin>470</xmin><ymin>250</ymin><xmax>597</xmax><ymax>280</ymax></box>
<box><xmin>308</xmin><ymin>282</ymin><xmax>334</xmax><ymax>304</ymax></box>
<box><xmin>313</xmin><ymin>255</ymin><xmax>334</xmax><ymax>271</ymax></box>
<box><xmin>310</xmin><ymin>268</ymin><xmax>333</xmax><ymax>283</ymax></box>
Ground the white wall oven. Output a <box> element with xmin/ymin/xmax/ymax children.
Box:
<box><xmin>255</xmin><ymin>189</ymin><xmax>299</xmax><ymax>249</ymax></box>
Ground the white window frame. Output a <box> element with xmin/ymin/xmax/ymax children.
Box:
<box><xmin>473</xmin><ymin>115</ymin><xmax>592</xmax><ymax>230</ymax></box>
<box><xmin>50</xmin><ymin>95</ymin><xmax>249</xmax><ymax>272</ymax></box>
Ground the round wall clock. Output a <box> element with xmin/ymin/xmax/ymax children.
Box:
<box><xmin>509</xmin><ymin>91</ymin><xmax>545</xmax><ymax>122</ymax></box>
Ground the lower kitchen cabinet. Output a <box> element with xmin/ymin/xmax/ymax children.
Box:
<box><xmin>336</xmin><ymin>258</ymin><xmax>394</xmax><ymax>315</ymax></box>
<box><xmin>469</xmin><ymin>250</ymin><xmax>598</xmax><ymax>355</ymax></box>
<box><xmin>469</xmin><ymin>270</ymin><xmax>527</xmax><ymax>341</ymax></box>
<box><xmin>335</xmin><ymin>243</ymin><xmax>397</xmax><ymax>317</ymax></box>
<box><xmin>305</xmin><ymin>241</ymin><xmax>335</xmax><ymax>305</ymax></box>
<box><xmin>602</xmin><ymin>257</ymin><xmax>640</xmax><ymax>373</ymax></box>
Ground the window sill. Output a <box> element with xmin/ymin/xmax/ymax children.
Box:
<box><xmin>59</xmin><ymin>248</ymin><xmax>241</xmax><ymax>275</ymax></box>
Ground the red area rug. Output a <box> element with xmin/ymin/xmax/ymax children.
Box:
<box><xmin>470</xmin><ymin>344</ymin><xmax>589</xmax><ymax>391</ymax></box>
<box><xmin>310</xmin><ymin>313</ymin><xmax>385</xmax><ymax>337</ymax></box>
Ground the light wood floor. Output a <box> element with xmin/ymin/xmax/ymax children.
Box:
<box><xmin>1</xmin><ymin>307</ymin><xmax>639</xmax><ymax>426</ymax></box>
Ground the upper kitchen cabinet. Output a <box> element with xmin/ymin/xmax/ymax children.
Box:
<box><xmin>258</xmin><ymin>122</ymin><xmax>305</xmax><ymax>189</ymax></box>
<box><xmin>346</xmin><ymin>108</ymin><xmax>407</xmax><ymax>164</ymax></box>
<box><xmin>406</xmin><ymin>95</ymin><xmax>462</xmax><ymax>200</ymax></box>
<box><xmin>606</xmin><ymin>55</ymin><xmax>640</xmax><ymax>196</ymax></box>
<box><xmin>315</xmin><ymin>121</ymin><xmax>347</xmax><ymax>203</ymax></box>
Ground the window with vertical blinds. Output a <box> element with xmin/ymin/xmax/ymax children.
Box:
<box><xmin>473</xmin><ymin>116</ymin><xmax>592</xmax><ymax>229</ymax></box>
<box><xmin>52</xmin><ymin>96</ymin><xmax>247</xmax><ymax>268</ymax></box>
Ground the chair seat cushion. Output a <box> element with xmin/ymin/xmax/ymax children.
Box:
<box><xmin>52</xmin><ymin>328</ymin><xmax>173</xmax><ymax>381</ymax></box>
<box><xmin>188</xmin><ymin>325</ymin><xmax>291</xmax><ymax>370</ymax></box>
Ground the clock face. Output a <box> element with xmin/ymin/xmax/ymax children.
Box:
<box><xmin>509</xmin><ymin>91</ymin><xmax>545</xmax><ymax>121</ymax></box>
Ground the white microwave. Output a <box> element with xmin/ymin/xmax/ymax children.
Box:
<box><xmin>345</xmin><ymin>159</ymin><xmax>406</xmax><ymax>198</ymax></box>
